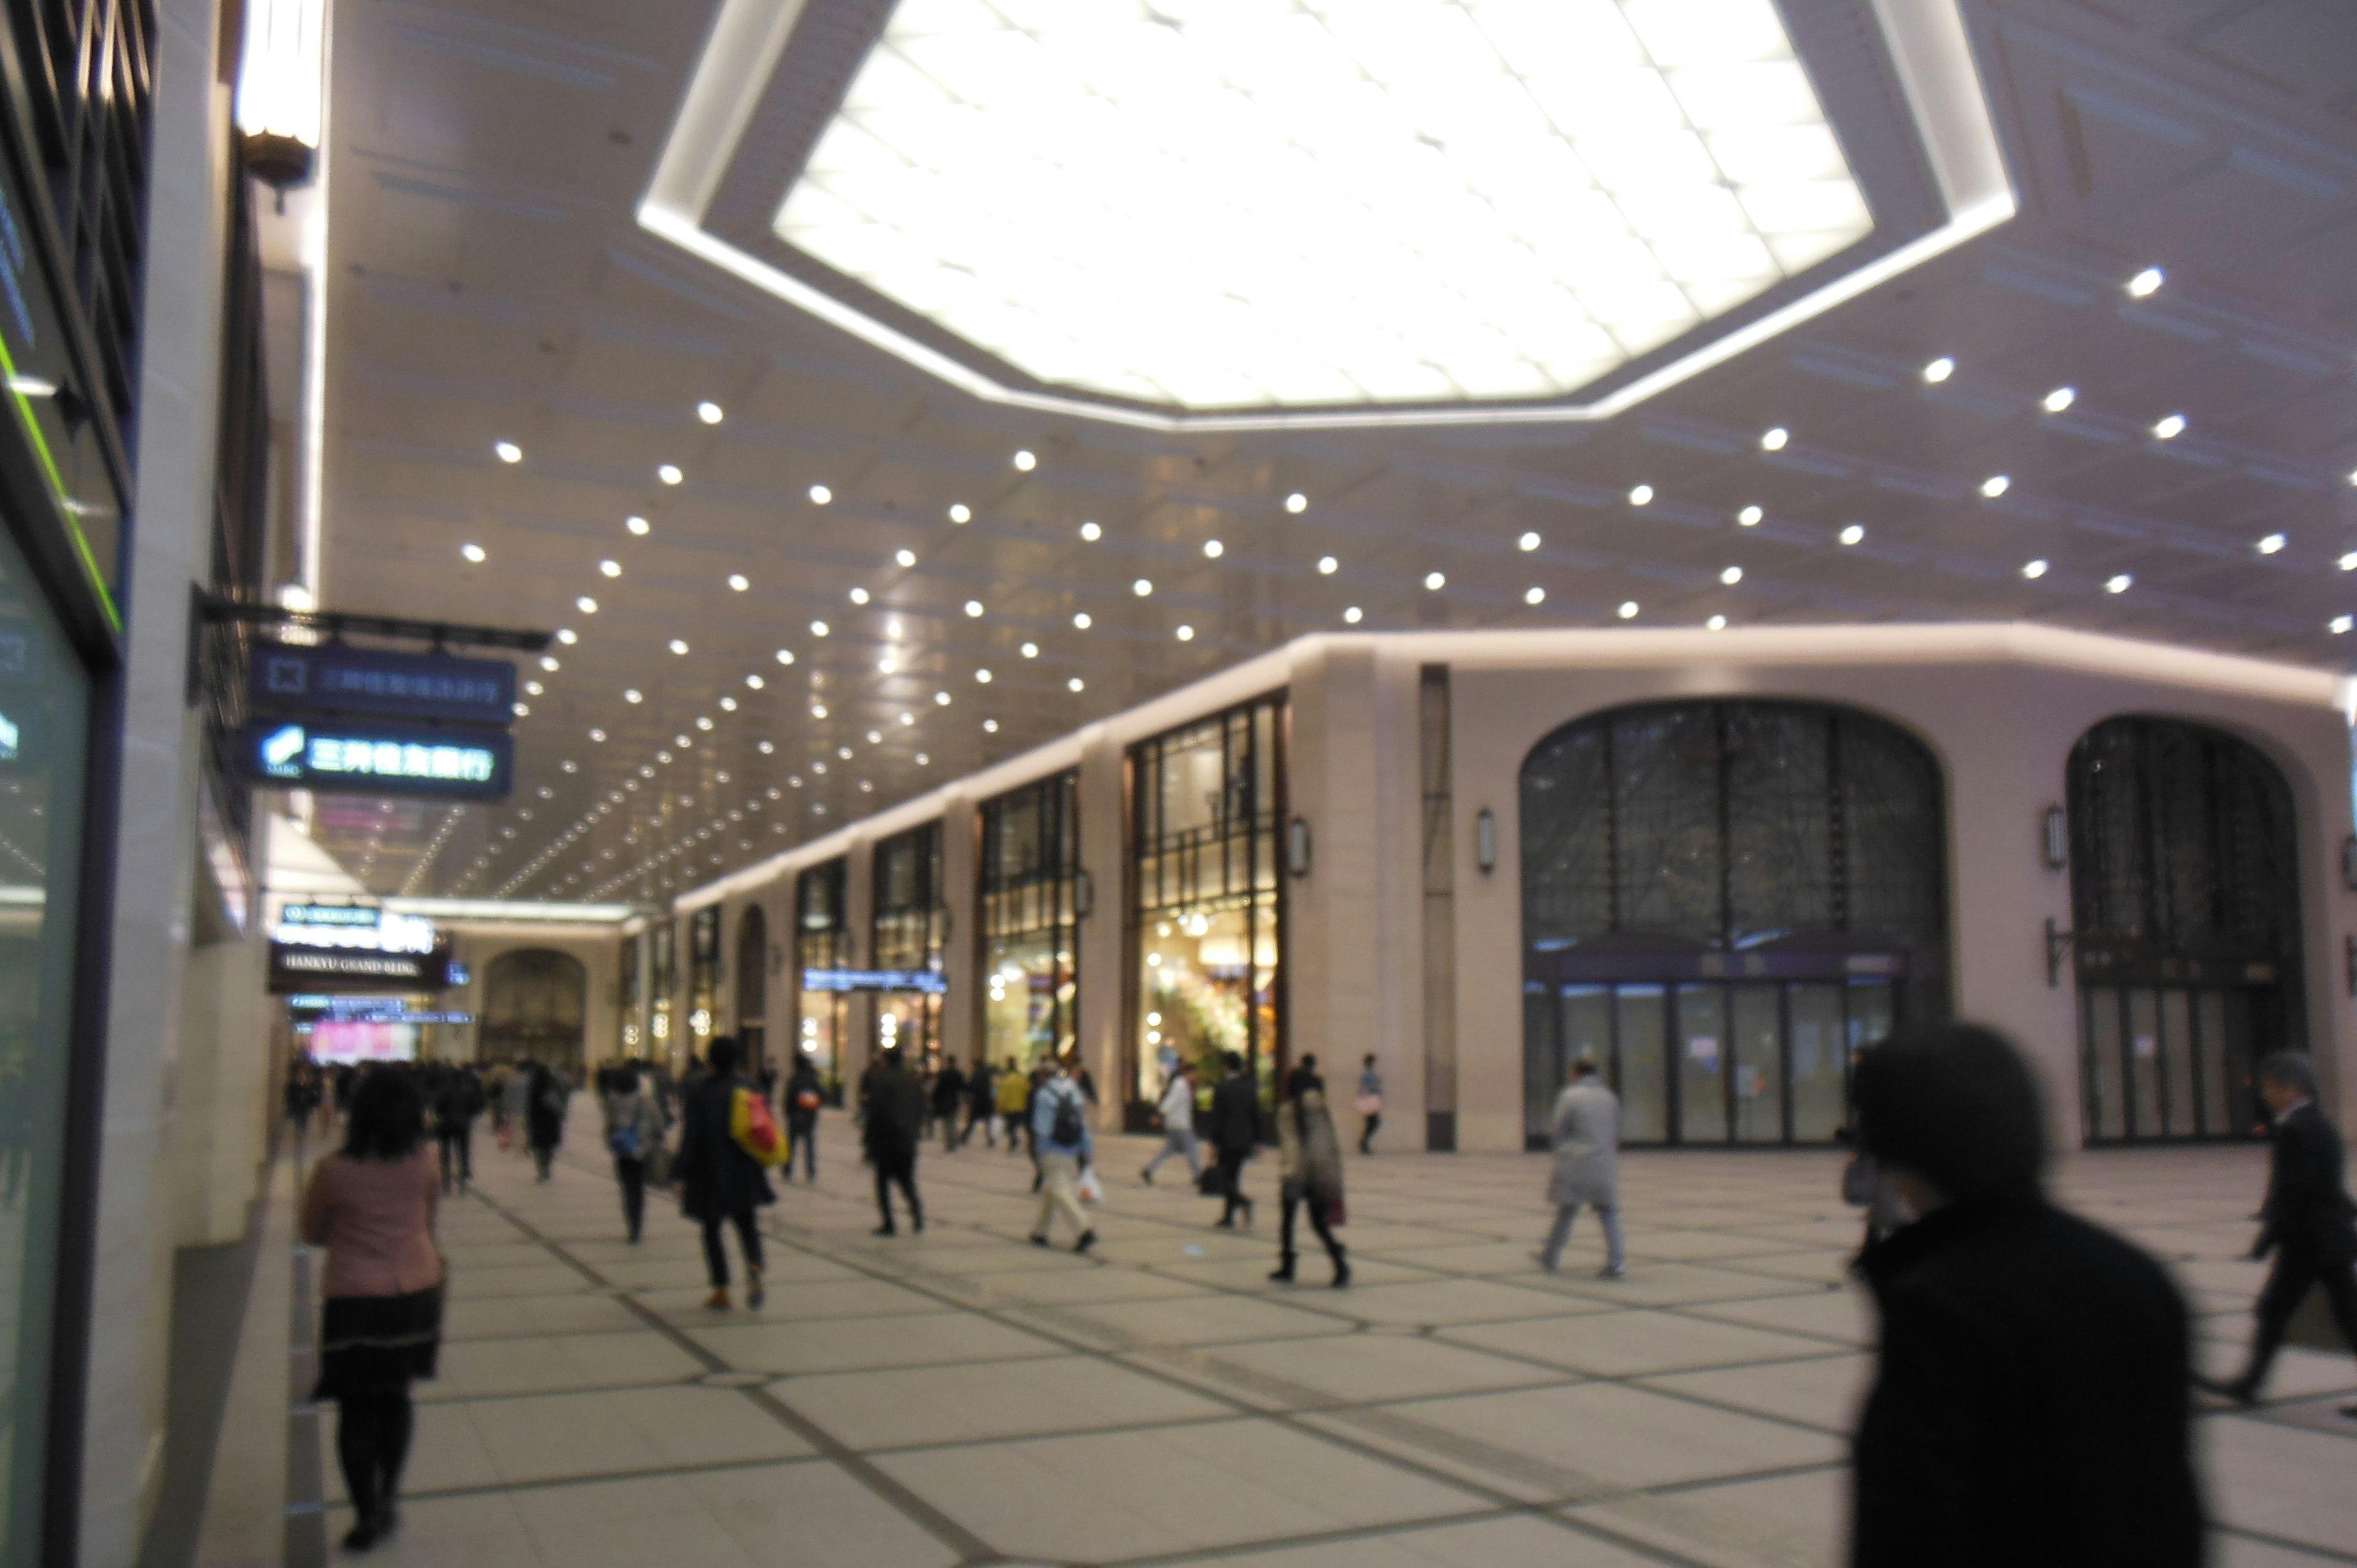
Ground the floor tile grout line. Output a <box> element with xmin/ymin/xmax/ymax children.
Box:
<box><xmin>2210</xmin><ymin>1524</ymin><xmax>2357</xmax><ymax>1566</ymax></box>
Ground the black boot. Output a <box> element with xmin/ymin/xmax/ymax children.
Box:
<box><xmin>1329</xmin><ymin>1248</ymin><xmax>1351</xmax><ymax>1289</ymax></box>
<box><xmin>1268</xmin><ymin>1253</ymin><xmax>1296</xmax><ymax>1283</ymax></box>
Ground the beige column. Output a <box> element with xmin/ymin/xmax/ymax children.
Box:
<box><xmin>842</xmin><ymin>834</ymin><xmax>877</xmax><ymax>1084</ymax></box>
<box><xmin>1074</xmin><ymin>724</ymin><xmax>1124</xmax><ymax>1122</ymax></box>
<box><xmin>939</xmin><ymin>790</ymin><xmax>980</xmax><ymax>1065</ymax></box>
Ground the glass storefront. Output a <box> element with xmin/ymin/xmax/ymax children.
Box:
<box><xmin>617</xmin><ymin>931</ymin><xmax>642</xmax><ymax>1055</ymax></box>
<box><xmin>0</xmin><ymin>525</ymin><xmax>93</xmax><ymax>1564</ymax></box>
<box><xmin>649</xmin><ymin>920</ymin><xmax>676</xmax><ymax>1065</ymax></box>
<box><xmin>794</xmin><ymin>858</ymin><xmax>851</xmax><ymax>1091</ymax></box>
<box><xmin>1519</xmin><ymin>700</ymin><xmax>1947</xmax><ymax>1146</ymax></box>
<box><xmin>687</xmin><ymin>905</ymin><xmax>720</xmax><ymax>1051</ymax></box>
<box><xmin>872</xmin><ymin>822</ymin><xmax>946</xmax><ymax>1060</ymax></box>
<box><xmin>1129</xmin><ymin>696</ymin><xmax>1287</xmax><ymax>1114</ymax></box>
<box><xmin>979</xmin><ymin>770</ymin><xmax>1079</xmax><ymax>1072</ymax></box>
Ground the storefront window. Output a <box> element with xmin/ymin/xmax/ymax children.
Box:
<box><xmin>687</xmin><ymin>905</ymin><xmax>720</xmax><ymax>1049</ymax></box>
<box><xmin>872</xmin><ymin>822</ymin><xmax>945</xmax><ymax>1061</ymax></box>
<box><xmin>617</xmin><ymin>932</ymin><xmax>641</xmax><ymax>1054</ymax></box>
<box><xmin>649</xmin><ymin>920</ymin><xmax>676</xmax><ymax>1065</ymax></box>
<box><xmin>0</xmin><ymin>526</ymin><xmax>93</xmax><ymax>1563</ymax></box>
<box><xmin>980</xmin><ymin>771</ymin><xmax>1078</xmax><ymax>1072</ymax></box>
<box><xmin>794</xmin><ymin>859</ymin><xmax>850</xmax><ymax>1091</ymax></box>
<box><xmin>1129</xmin><ymin>695</ymin><xmax>1287</xmax><ymax>1113</ymax></box>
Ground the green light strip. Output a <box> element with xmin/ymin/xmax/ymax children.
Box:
<box><xmin>0</xmin><ymin>328</ymin><xmax>120</xmax><ymax>634</ymax></box>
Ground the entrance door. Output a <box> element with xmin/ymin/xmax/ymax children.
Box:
<box><xmin>2080</xmin><ymin>984</ymin><xmax>2263</xmax><ymax>1140</ymax></box>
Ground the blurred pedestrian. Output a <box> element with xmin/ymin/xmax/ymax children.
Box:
<box><xmin>301</xmin><ymin>1067</ymin><xmax>444</xmax><ymax>1552</ymax></box>
<box><xmin>931</xmin><ymin>1057</ymin><xmax>967</xmax><ymax>1153</ymax></box>
<box><xmin>604</xmin><ymin>1064</ymin><xmax>665</xmax><ymax>1243</ymax></box>
<box><xmin>965</xmin><ymin>1057</ymin><xmax>998</xmax><ymax>1148</ymax></box>
<box><xmin>1207</xmin><ymin>1051</ymin><xmax>1258</xmax><ymax>1228</ymax></box>
<box><xmin>1536</xmin><ymin>1059</ymin><xmax>1624</xmax><ymax>1278</ymax></box>
<box><xmin>864</xmin><ymin>1046</ymin><xmax>927</xmax><ymax>1235</ymax></box>
<box><xmin>525</xmin><ymin>1060</ymin><xmax>568</xmax><ymax>1181</ymax></box>
<box><xmin>501</xmin><ymin>1062</ymin><xmax>532</xmax><ymax>1154</ymax></box>
<box><xmin>1140</xmin><ymin>1062</ymin><xmax>1200</xmax><ymax>1185</ymax></box>
<box><xmin>2200</xmin><ymin>1051</ymin><xmax>2357</xmax><ymax>1415</ymax></box>
<box><xmin>1355</xmin><ymin>1054</ymin><xmax>1384</xmax><ymax>1154</ymax></box>
<box><xmin>1271</xmin><ymin>1059</ymin><xmax>1348</xmax><ymax>1287</ymax></box>
<box><xmin>1849</xmin><ymin>1022</ymin><xmax>2200</xmax><ymax>1567</ymax></box>
<box><xmin>431</xmin><ymin>1065</ymin><xmax>482</xmax><ymax>1194</ymax></box>
<box><xmin>1029</xmin><ymin>1056</ymin><xmax>1096</xmax><ymax>1252</ymax></box>
<box><xmin>996</xmin><ymin>1058</ymin><xmax>1029</xmax><ymax>1154</ymax></box>
<box><xmin>783</xmin><ymin>1052</ymin><xmax>823</xmax><ymax>1183</ymax></box>
<box><xmin>673</xmin><ymin>1037</ymin><xmax>773</xmax><ymax>1310</ymax></box>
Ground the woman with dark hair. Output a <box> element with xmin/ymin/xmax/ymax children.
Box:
<box><xmin>1271</xmin><ymin>1056</ymin><xmax>1349</xmax><ymax>1288</ymax></box>
<box><xmin>673</xmin><ymin>1035</ymin><xmax>774</xmax><ymax>1309</ymax></box>
<box><xmin>300</xmin><ymin>1066</ymin><xmax>444</xmax><ymax>1552</ymax></box>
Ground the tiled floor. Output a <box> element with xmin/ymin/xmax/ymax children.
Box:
<box><xmin>304</xmin><ymin>1118</ymin><xmax>2357</xmax><ymax>1567</ymax></box>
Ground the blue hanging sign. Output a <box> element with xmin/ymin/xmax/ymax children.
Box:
<box><xmin>240</xmin><ymin>717</ymin><xmax>514</xmax><ymax>801</ymax></box>
<box><xmin>800</xmin><ymin>967</ymin><xmax>948</xmax><ymax>995</ymax></box>
<box><xmin>249</xmin><ymin>641</ymin><xmax>516</xmax><ymax>725</ymax></box>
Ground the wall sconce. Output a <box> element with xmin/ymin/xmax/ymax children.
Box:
<box><xmin>2041</xmin><ymin>805</ymin><xmax>2068</xmax><ymax>870</ymax></box>
<box><xmin>236</xmin><ymin>0</ymin><xmax>326</xmax><ymax>206</ymax></box>
<box><xmin>1475</xmin><ymin>808</ymin><xmax>1498</xmax><ymax>875</ymax></box>
<box><xmin>1287</xmin><ymin>816</ymin><xmax>1312</xmax><ymax>879</ymax></box>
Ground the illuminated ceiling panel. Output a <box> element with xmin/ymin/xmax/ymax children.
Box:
<box><xmin>773</xmin><ymin>0</ymin><xmax>1872</xmax><ymax>411</ymax></box>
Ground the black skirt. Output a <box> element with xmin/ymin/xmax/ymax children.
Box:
<box><xmin>314</xmin><ymin>1284</ymin><xmax>443</xmax><ymax>1400</ymax></box>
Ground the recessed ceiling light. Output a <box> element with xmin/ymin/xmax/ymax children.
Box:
<box><xmin>1523</xmin><ymin>587</ymin><xmax>1545</xmax><ymax>606</ymax></box>
<box><xmin>808</xmin><ymin>484</ymin><xmax>832</xmax><ymax>506</ymax></box>
<box><xmin>2127</xmin><ymin>266</ymin><xmax>2165</xmax><ymax>298</ymax></box>
<box><xmin>2340</xmin><ymin>553</ymin><xmax>2357</xmax><ymax>573</ymax></box>
<box><xmin>1706</xmin><ymin>614</ymin><xmax>1728</xmax><ymax>631</ymax></box>
<box><xmin>658</xmin><ymin>463</ymin><xmax>684</xmax><ymax>485</ymax></box>
<box><xmin>1342</xmin><ymin>606</ymin><xmax>1363</xmax><ymax>624</ymax></box>
<box><xmin>1078</xmin><ymin>521</ymin><xmax>1102</xmax><ymax>541</ymax></box>
<box><xmin>2105</xmin><ymin>573</ymin><xmax>2132</xmax><ymax>593</ymax></box>
<box><xmin>1838</xmin><ymin>523</ymin><xmax>1865</xmax><ymax>546</ymax></box>
<box><xmin>1719</xmin><ymin>565</ymin><xmax>1744</xmax><ymax>585</ymax></box>
<box><xmin>972</xmin><ymin>668</ymin><xmax>994</xmax><ymax>686</ymax></box>
<box><xmin>2042</xmin><ymin>386</ymin><xmax>2076</xmax><ymax>413</ymax></box>
<box><xmin>589</xmin><ymin>728</ymin><xmax>606</xmax><ymax>742</ymax></box>
<box><xmin>1517</xmin><ymin>532</ymin><xmax>1540</xmax><ymax>552</ymax></box>
<box><xmin>494</xmin><ymin>441</ymin><xmax>522</xmax><ymax>464</ymax></box>
<box><xmin>576</xmin><ymin>596</ymin><xmax>598</xmax><ymax>613</ymax></box>
<box><xmin>811</xmin><ymin>702</ymin><xmax>829</xmax><ymax>718</ymax></box>
<box><xmin>525</xmin><ymin>681</ymin><xmax>544</xmax><ymax>696</ymax></box>
<box><xmin>776</xmin><ymin>648</ymin><xmax>797</xmax><ymax>665</ymax></box>
<box><xmin>1073</xmin><ymin>612</ymin><xmax>1092</xmax><ymax>629</ymax></box>
<box><xmin>598</xmin><ymin>558</ymin><xmax>621</xmax><ymax>577</ymax></box>
<box><xmin>1175</xmin><ymin>624</ymin><xmax>1194</xmax><ymax>641</ymax></box>
<box><xmin>696</xmin><ymin>717</ymin><xmax>715</xmax><ymax>731</ymax></box>
<box><xmin>719</xmin><ymin>697</ymin><xmax>738</xmax><ymax>712</ymax></box>
<box><xmin>746</xmin><ymin>674</ymin><xmax>765</xmax><ymax>690</ymax></box>
<box><xmin>1317</xmin><ymin>555</ymin><xmax>1339</xmax><ymax>575</ymax></box>
<box><xmin>983</xmin><ymin>719</ymin><xmax>999</xmax><ymax>733</ymax></box>
<box><xmin>1628</xmin><ymin>484</ymin><xmax>1654</xmax><ymax>506</ymax></box>
<box><xmin>1423</xmin><ymin>571</ymin><xmax>1446</xmax><ymax>591</ymax></box>
<box><xmin>2150</xmin><ymin>414</ymin><xmax>2188</xmax><ymax>441</ymax></box>
<box><xmin>1922</xmin><ymin>357</ymin><xmax>1955</xmax><ymax>384</ymax></box>
<box><xmin>540</xmin><ymin>655</ymin><xmax>560</xmax><ymax>671</ymax></box>
<box><xmin>1066</xmin><ymin>677</ymin><xmax>1084</xmax><ymax>692</ymax></box>
<box><xmin>1617</xmin><ymin>601</ymin><xmax>1639</xmax><ymax>619</ymax></box>
<box><xmin>557</xmin><ymin>628</ymin><xmax>578</xmax><ymax>644</ymax></box>
<box><xmin>2257</xmin><ymin>534</ymin><xmax>2286</xmax><ymax>555</ymax></box>
<box><xmin>1980</xmin><ymin>474</ymin><xmax>2011</xmax><ymax>498</ymax></box>
<box><xmin>1285</xmin><ymin>493</ymin><xmax>1309</xmax><ymax>514</ymax></box>
<box><xmin>729</xmin><ymin>573</ymin><xmax>750</xmax><ymax>590</ymax></box>
<box><xmin>461</xmin><ymin>543</ymin><xmax>486</xmax><ymax>563</ymax></box>
<box><xmin>865</xmin><ymin>729</ymin><xmax>883</xmax><ymax>744</ymax></box>
<box><xmin>888</xmin><ymin>549</ymin><xmax>913</xmax><ymax>570</ymax></box>
<box><xmin>669</xmin><ymin>639</ymin><xmax>689</xmax><ymax>655</ymax></box>
<box><xmin>2334</xmin><ymin>616</ymin><xmax>2354</xmax><ymax>635</ymax></box>
<box><xmin>1737</xmin><ymin>506</ymin><xmax>1763</xmax><ymax>527</ymax></box>
<box><xmin>848</xmin><ymin>587</ymin><xmax>870</xmax><ymax>604</ymax></box>
<box><xmin>626</xmin><ymin>515</ymin><xmax>650</xmax><ymax>535</ymax></box>
<box><xmin>1760</xmin><ymin>428</ymin><xmax>1789</xmax><ymax>451</ymax></box>
<box><xmin>1012</xmin><ymin>449</ymin><xmax>1037</xmax><ymax>471</ymax></box>
<box><xmin>810</xmin><ymin>620</ymin><xmax>829</xmax><ymax>636</ymax></box>
<box><xmin>2022</xmin><ymin>558</ymin><xmax>2048</xmax><ymax>579</ymax></box>
<box><xmin>1202</xmin><ymin>539</ymin><xmax>1223</xmax><ymax>559</ymax></box>
<box><xmin>1132</xmin><ymin>579</ymin><xmax>1153</xmax><ymax>597</ymax></box>
<box><xmin>624</xmin><ymin>689</ymin><xmax>643</xmax><ymax>703</ymax></box>
<box><xmin>1020</xmin><ymin>642</ymin><xmax>1039</xmax><ymax>658</ymax></box>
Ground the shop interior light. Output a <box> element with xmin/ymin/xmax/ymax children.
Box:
<box><xmin>236</xmin><ymin>0</ymin><xmax>325</xmax><ymax>193</ymax></box>
<box><xmin>775</xmin><ymin>0</ymin><xmax>1871</xmax><ymax>410</ymax></box>
<box><xmin>1921</xmin><ymin>356</ymin><xmax>1954</xmax><ymax>383</ymax></box>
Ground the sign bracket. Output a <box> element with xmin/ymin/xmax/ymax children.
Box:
<box><xmin>194</xmin><ymin>593</ymin><xmax>555</xmax><ymax>653</ymax></box>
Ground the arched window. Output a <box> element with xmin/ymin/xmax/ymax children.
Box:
<box><xmin>1520</xmin><ymin>700</ymin><xmax>1947</xmax><ymax>1146</ymax></box>
<box><xmin>2068</xmin><ymin>717</ymin><xmax>2301</xmax><ymax>1143</ymax></box>
<box><xmin>481</xmin><ymin>949</ymin><xmax>590</xmax><ymax>1072</ymax></box>
<box><xmin>737</xmin><ymin>905</ymin><xmax>768</xmax><ymax>1073</ymax></box>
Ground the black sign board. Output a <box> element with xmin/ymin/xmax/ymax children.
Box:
<box><xmin>240</xmin><ymin>716</ymin><xmax>514</xmax><ymax>801</ymax></box>
<box><xmin>250</xmin><ymin>641</ymin><xmax>515</xmax><ymax>725</ymax></box>
<box><xmin>269</xmin><ymin>940</ymin><xmax>459</xmax><ymax>995</ymax></box>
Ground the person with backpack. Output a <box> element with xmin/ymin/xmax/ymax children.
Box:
<box><xmin>783</xmin><ymin>1052</ymin><xmax>824</xmax><ymax>1183</ymax></box>
<box><xmin>432</xmin><ymin>1065</ymin><xmax>483</xmax><ymax>1194</ymax></box>
<box><xmin>863</xmin><ymin>1047</ymin><xmax>927</xmax><ymax>1235</ymax></box>
<box><xmin>1272</xmin><ymin>1059</ymin><xmax>1349</xmax><ymax>1287</ymax></box>
<box><xmin>1029</xmin><ymin>1056</ymin><xmax>1097</xmax><ymax>1253</ymax></box>
<box><xmin>1207</xmin><ymin>1052</ymin><xmax>1259</xmax><ymax>1229</ymax></box>
<box><xmin>604</xmin><ymin>1064</ymin><xmax>667</xmax><ymax>1243</ymax></box>
<box><xmin>672</xmin><ymin>1037</ymin><xmax>776</xmax><ymax>1310</ymax></box>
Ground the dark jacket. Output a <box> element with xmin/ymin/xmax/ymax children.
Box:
<box><xmin>1852</xmin><ymin>1190</ymin><xmax>2200</xmax><ymax>1568</ymax></box>
<box><xmin>675</xmin><ymin>1072</ymin><xmax>775</xmax><ymax>1221</ymax></box>
<box><xmin>931</xmin><ymin>1063</ymin><xmax>967</xmax><ymax>1116</ymax></box>
<box><xmin>784</xmin><ymin>1062</ymin><xmax>823</xmax><ymax>1127</ymax></box>
<box><xmin>2256</xmin><ymin>1101</ymin><xmax>2357</xmax><ymax>1266</ymax></box>
<box><xmin>525</xmin><ymin>1067</ymin><xmax>568</xmax><ymax>1149</ymax></box>
<box><xmin>1209</xmin><ymin>1072</ymin><xmax>1260</xmax><ymax>1156</ymax></box>
<box><xmin>862</xmin><ymin>1062</ymin><xmax>926</xmax><ymax>1157</ymax></box>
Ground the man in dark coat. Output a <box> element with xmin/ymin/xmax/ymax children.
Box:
<box><xmin>931</xmin><ymin>1058</ymin><xmax>967</xmax><ymax>1153</ymax></box>
<box><xmin>2203</xmin><ymin>1051</ymin><xmax>2357</xmax><ymax>1414</ymax></box>
<box><xmin>1849</xmin><ymin>1023</ymin><xmax>2201</xmax><ymax>1568</ymax></box>
<box><xmin>1207</xmin><ymin>1051</ymin><xmax>1260</xmax><ymax>1229</ymax></box>
<box><xmin>862</xmin><ymin>1047</ymin><xmax>927</xmax><ymax>1235</ymax></box>
<box><xmin>672</xmin><ymin>1035</ymin><xmax>773</xmax><ymax>1310</ymax></box>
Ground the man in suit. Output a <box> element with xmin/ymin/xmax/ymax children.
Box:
<box><xmin>2203</xmin><ymin>1051</ymin><xmax>2357</xmax><ymax>1414</ymax></box>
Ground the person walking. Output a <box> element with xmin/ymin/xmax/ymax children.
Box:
<box><xmin>996</xmin><ymin>1058</ymin><xmax>1029</xmax><ymax>1155</ymax></box>
<box><xmin>500</xmin><ymin>1062</ymin><xmax>532</xmax><ymax>1155</ymax></box>
<box><xmin>783</xmin><ymin>1052</ymin><xmax>823</xmax><ymax>1183</ymax></box>
<box><xmin>1207</xmin><ymin>1052</ymin><xmax>1258</xmax><ymax>1228</ymax></box>
<box><xmin>300</xmin><ymin>1067</ymin><xmax>445</xmax><ymax>1552</ymax></box>
<box><xmin>1272</xmin><ymin>1060</ymin><xmax>1349</xmax><ymax>1287</ymax></box>
<box><xmin>931</xmin><ymin>1057</ymin><xmax>967</xmax><ymax>1153</ymax></box>
<box><xmin>965</xmin><ymin>1057</ymin><xmax>997</xmax><ymax>1149</ymax></box>
<box><xmin>1536</xmin><ymin>1059</ymin><xmax>1625</xmax><ymax>1278</ymax></box>
<box><xmin>604</xmin><ymin>1064</ymin><xmax>666</xmax><ymax>1243</ymax></box>
<box><xmin>864</xmin><ymin>1047</ymin><xmax>927</xmax><ymax>1235</ymax></box>
<box><xmin>1354</xmin><ymin>1054</ymin><xmax>1384</xmax><ymax>1155</ymax></box>
<box><xmin>525</xmin><ymin>1060</ymin><xmax>568</xmax><ymax>1181</ymax></box>
<box><xmin>1849</xmin><ymin>1022</ymin><xmax>2200</xmax><ymax>1567</ymax></box>
<box><xmin>2200</xmin><ymin>1051</ymin><xmax>2357</xmax><ymax>1415</ymax></box>
<box><xmin>1029</xmin><ymin>1056</ymin><xmax>1097</xmax><ymax>1252</ymax></box>
<box><xmin>673</xmin><ymin>1037</ymin><xmax>774</xmax><ymax>1310</ymax></box>
<box><xmin>431</xmin><ymin>1065</ymin><xmax>482</xmax><ymax>1194</ymax></box>
<box><xmin>1023</xmin><ymin>1064</ymin><xmax>1049</xmax><ymax>1191</ymax></box>
<box><xmin>1140</xmin><ymin>1062</ymin><xmax>1201</xmax><ymax>1185</ymax></box>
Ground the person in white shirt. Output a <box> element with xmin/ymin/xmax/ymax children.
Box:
<box><xmin>1140</xmin><ymin>1063</ymin><xmax>1200</xmax><ymax>1185</ymax></box>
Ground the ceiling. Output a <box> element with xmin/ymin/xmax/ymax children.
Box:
<box><xmin>308</xmin><ymin>0</ymin><xmax>2357</xmax><ymax>905</ymax></box>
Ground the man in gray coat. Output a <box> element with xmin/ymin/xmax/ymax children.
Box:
<box><xmin>1538</xmin><ymin>1059</ymin><xmax>1625</xmax><ymax>1278</ymax></box>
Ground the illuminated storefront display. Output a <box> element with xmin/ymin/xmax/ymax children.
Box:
<box><xmin>979</xmin><ymin>770</ymin><xmax>1078</xmax><ymax>1072</ymax></box>
<box><xmin>872</xmin><ymin>821</ymin><xmax>946</xmax><ymax>1060</ymax></box>
<box><xmin>1128</xmin><ymin>695</ymin><xmax>1287</xmax><ymax>1114</ymax></box>
<box><xmin>794</xmin><ymin>857</ymin><xmax>851</xmax><ymax>1089</ymax></box>
<box><xmin>687</xmin><ymin>905</ymin><xmax>721</xmax><ymax>1048</ymax></box>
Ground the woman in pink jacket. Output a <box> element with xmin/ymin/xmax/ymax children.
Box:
<box><xmin>300</xmin><ymin>1067</ymin><xmax>444</xmax><ymax>1551</ymax></box>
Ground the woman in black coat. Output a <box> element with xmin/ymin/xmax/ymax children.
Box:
<box><xmin>524</xmin><ymin>1062</ymin><xmax>568</xmax><ymax>1181</ymax></box>
<box><xmin>673</xmin><ymin>1035</ymin><xmax>773</xmax><ymax>1309</ymax></box>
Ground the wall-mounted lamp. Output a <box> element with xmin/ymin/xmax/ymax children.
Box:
<box><xmin>2041</xmin><ymin>805</ymin><xmax>2068</xmax><ymax>870</ymax></box>
<box><xmin>1287</xmin><ymin>816</ymin><xmax>1312</xmax><ymax>879</ymax></box>
<box><xmin>1475</xmin><ymin>808</ymin><xmax>1498</xmax><ymax>875</ymax></box>
<box><xmin>236</xmin><ymin>0</ymin><xmax>326</xmax><ymax>206</ymax></box>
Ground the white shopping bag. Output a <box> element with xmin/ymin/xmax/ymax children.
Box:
<box><xmin>1076</xmin><ymin>1166</ymin><xmax>1105</xmax><ymax>1207</ymax></box>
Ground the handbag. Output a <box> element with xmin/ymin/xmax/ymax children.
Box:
<box><xmin>730</xmin><ymin>1086</ymin><xmax>789</xmax><ymax>1167</ymax></box>
<box><xmin>1323</xmin><ymin>1195</ymin><xmax>1347</xmax><ymax>1227</ymax></box>
<box><xmin>608</xmin><ymin>1122</ymin><xmax>644</xmax><ymax>1160</ymax></box>
<box><xmin>1353</xmin><ymin>1093</ymin><xmax>1382</xmax><ymax>1117</ymax></box>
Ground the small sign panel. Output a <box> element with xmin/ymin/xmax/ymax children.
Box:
<box><xmin>249</xmin><ymin>641</ymin><xmax>516</xmax><ymax>724</ymax></box>
<box><xmin>800</xmin><ymin>967</ymin><xmax>949</xmax><ymax>995</ymax></box>
<box><xmin>241</xmin><ymin>718</ymin><xmax>513</xmax><ymax>801</ymax></box>
<box><xmin>269</xmin><ymin>940</ymin><xmax>457</xmax><ymax>995</ymax></box>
